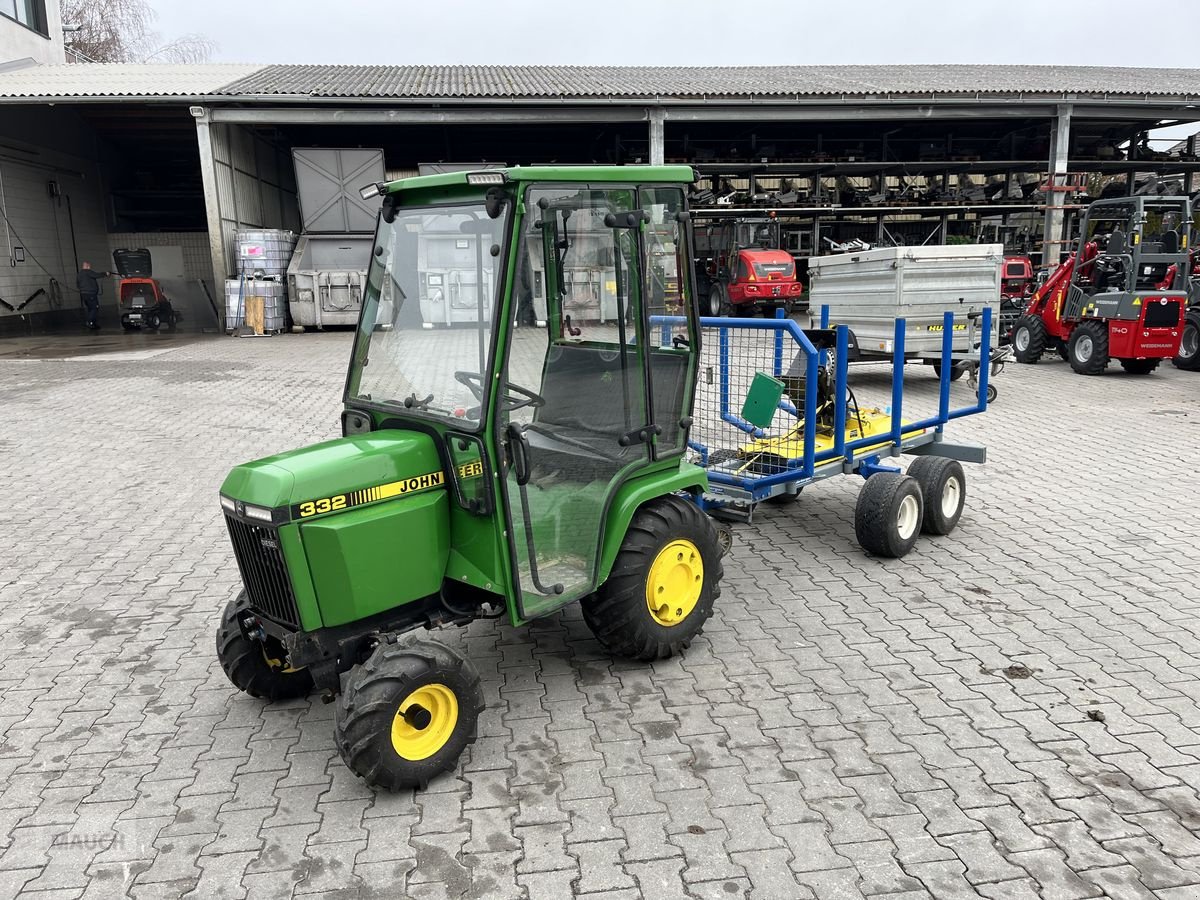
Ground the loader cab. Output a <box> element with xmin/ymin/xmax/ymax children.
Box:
<box><xmin>1064</xmin><ymin>196</ymin><xmax>1191</xmax><ymax>320</ymax></box>
<box><xmin>344</xmin><ymin>167</ymin><xmax>702</xmax><ymax>625</ymax></box>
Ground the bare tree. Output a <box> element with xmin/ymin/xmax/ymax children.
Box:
<box><xmin>61</xmin><ymin>0</ymin><xmax>215</xmax><ymax>63</ymax></box>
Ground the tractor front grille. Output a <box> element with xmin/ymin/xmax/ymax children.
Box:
<box><xmin>1143</xmin><ymin>300</ymin><xmax>1182</xmax><ymax>329</ymax></box>
<box><xmin>224</xmin><ymin>514</ymin><xmax>301</xmax><ymax>629</ymax></box>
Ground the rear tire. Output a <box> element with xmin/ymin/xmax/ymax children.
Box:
<box><xmin>216</xmin><ymin>594</ymin><xmax>314</xmax><ymax>701</ymax></box>
<box><xmin>906</xmin><ymin>457</ymin><xmax>966</xmax><ymax>535</ymax></box>
<box><xmin>1012</xmin><ymin>315</ymin><xmax>1048</xmax><ymax>364</ymax></box>
<box><xmin>854</xmin><ymin>473</ymin><xmax>923</xmax><ymax>559</ymax></box>
<box><xmin>706</xmin><ymin>287</ymin><xmax>722</xmax><ymax>318</ymax></box>
<box><xmin>1173</xmin><ymin>316</ymin><xmax>1200</xmax><ymax>370</ymax></box>
<box><xmin>582</xmin><ymin>496</ymin><xmax>722</xmax><ymax>661</ymax></box>
<box><xmin>1119</xmin><ymin>358</ymin><xmax>1160</xmax><ymax>375</ymax></box>
<box><xmin>1067</xmin><ymin>321</ymin><xmax>1109</xmax><ymax>375</ymax></box>
<box><xmin>335</xmin><ymin>638</ymin><xmax>483</xmax><ymax>792</ymax></box>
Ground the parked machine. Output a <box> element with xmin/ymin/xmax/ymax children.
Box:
<box><xmin>999</xmin><ymin>254</ymin><xmax>1035</xmax><ymax>343</ymax></box>
<box><xmin>213</xmin><ymin>166</ymin><xmax>990</xmax><ymax>792</ymax></box>
<box><xmin>695</xmin><ymin>216</ymin><xmax>804</xmax><ymax>317</ymax></box>
<box><xmin>114</xmin><ymin>249</ymin><xmax>178</xmax><ymax>332</ymax></box>
<box><xmin>1011</xmin><ymin>196</ymin><xmax>1191</xmax><ymax>375</ymax></box>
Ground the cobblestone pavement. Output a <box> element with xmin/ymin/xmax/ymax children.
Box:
<box><xmin>2</xmin><ymin>331</ymin><xmax>1199</xmax><ymax>899</ymax></box>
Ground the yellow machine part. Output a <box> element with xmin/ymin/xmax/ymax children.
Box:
<box><xmin>734</xmin><ymin>407</ymin><xmax>921</xmax><ymax>473</ymax></box>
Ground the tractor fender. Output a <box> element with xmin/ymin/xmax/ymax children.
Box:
<box><xmin>596</xmin><ymin>462</ymin><xmax>708</xmax><ymax>584</ymax></box>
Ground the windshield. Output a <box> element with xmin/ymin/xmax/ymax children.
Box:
<box><xmin>347</xmin><ymin>201</ymin><xmax>506</xmax><ymax>427</ymax></box>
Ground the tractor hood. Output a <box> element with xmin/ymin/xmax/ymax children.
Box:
<box><xmin>220</xmin><ymin>429</ymin><xmax>444</xmax><ymax>521</ymax></box>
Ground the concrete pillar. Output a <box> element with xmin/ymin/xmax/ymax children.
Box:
<box><xmin>648</xmin><ymin>107</ymin><xmax>665</xmax><ymax>166</ymax></box>
<box><xmin>193</xmin><ymin>109</ymin><xmax>228</xmax><ymax>329</ymax></box>
<box><xmin>1042</xmin><ymin>104</ymin><xmax>1072</xmax><ymax>266</ymax></box>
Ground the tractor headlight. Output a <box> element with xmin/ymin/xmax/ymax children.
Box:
<box><xmin>220</xmin><ymin>495</ymin><xmax>236</xmax><ymax>512</ymax></box>
<box><xmin>242</xmin><ymin>504</ymin><xmax>274</xmax><ymax>523</ymax></box>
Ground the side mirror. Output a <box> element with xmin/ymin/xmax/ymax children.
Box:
<box><xmin>485</xmin><ymin>187</ymin><xmax>507</xmax><ymax>220</ymax></box>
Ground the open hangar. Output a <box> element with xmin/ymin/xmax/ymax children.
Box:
<box><xmin>2</xmin><ymin>63</ymin><xmax>1200</xmax><ymax>335</ymax></box>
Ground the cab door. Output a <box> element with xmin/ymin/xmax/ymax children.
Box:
<box><xmin>497</xmin><ymin>185</ymin><xmax>653</xmax><ymax>620</ymax></box>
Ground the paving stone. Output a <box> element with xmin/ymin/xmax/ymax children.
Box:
<box><xmin>5</xmin><ymin>335</ymin><xmax>1200</xmax><ymax>898</ymax></box>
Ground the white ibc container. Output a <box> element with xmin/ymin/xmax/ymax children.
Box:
<box><xmin>807</xmin><ymin>244</ymin><xmax>1002</xmax><ymax>357</ymax></box>
<box><xmin>237</xmin><ymin>229</ymin><xmax>297</xmax><ymax>276</ymax></box>
<box><xmin>226</xmin><ymin>277</ymin><xmax>287</xmax><ymax>332</ymax></box>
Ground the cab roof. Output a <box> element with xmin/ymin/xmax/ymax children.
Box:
<box><xmin>381</xmin><ymin>164</ymin><xmax>697</xmax><ymax>196</ymax></box>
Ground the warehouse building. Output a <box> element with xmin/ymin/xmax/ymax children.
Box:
<box><xmin>2</xmin><ymin>61</ymin><xmax>1200</xmax><ymax>334</ymax></box>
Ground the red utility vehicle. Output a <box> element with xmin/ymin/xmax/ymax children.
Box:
<box><xmin>1010</xmin><ymin>196</ymin><xmax>1189</xmax><ymax>375</ymax></box>
<box><xmin>695</xmin><ymin>217</ymin><xmax>804</xmax><ymax>316</ymax></box>
<box><xmin>115</xmin><ymin>248</ymin><xmax>179</xmax><ymax>331</ymax></box>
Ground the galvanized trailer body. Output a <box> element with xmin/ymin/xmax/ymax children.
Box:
<box><xmin>807</xmin><ymin>244</ymin><xmax>1002</xmax><ymax>360</ymax></box>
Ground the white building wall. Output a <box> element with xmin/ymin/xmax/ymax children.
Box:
<box><xmin>0</xmin><ymin>108</ymin><xmax>109</xmax><ymax>333</ymax></box>
<box><xmin>0</xmin><ymin>0</ymin><xmax>64</xmax><ymax>66</ymax></box>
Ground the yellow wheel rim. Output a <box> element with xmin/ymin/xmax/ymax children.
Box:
<box><xmin>390</xmin><ymin>683</ymin><xmax>459</xmax><ymax>761</ymax></box>
<box><xmin>645</xmin><ymin>539</ymin><xmax>704</xmax><ymax>627</ymax></box>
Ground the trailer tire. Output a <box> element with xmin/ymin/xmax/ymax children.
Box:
<box><xmin>763</xmin><ymin>486</ymin><xmax>803</xmax><ymax>506</ymax></box>
<box><xmin>1067</xmin><ymin>321</ymin><xmax>1109</xmax><ymax>375</ymax></box>
<box><xmin>216</xmin><ymin>594</ymin><xmax>314</xmax><ymax>701</ymax></box>
<box><xmin>906</xmin><ymin>457</ymin><xmax>966</xmax><ymax>535</ymax></box>
<box><xmin>932</xmin><ymin>362</ymin><xmax>965</xmax><ymax>381</ymax></box>
<box><xmin>1173</xmin><ymin>315</ymin><xmax>1200</xmax><ymax>370</ymax></box>
<box><xmin>854</xmin><ymin>473</ymin><xmax>923</xmax><ymax>559</ymax></box>
<box><xmin>335</xmin><ymin>638</ymin><xmax>483</xmax><ymax>792</ymax></box>
<box><xmin>1119</xmin><ymin>358</ymin><xmax>1160</xmax><ymax>375</ymax></box>
<box><xmin>582</xmin><ymin>496</ymin><xmax>722</xmax><ymax>661</ymax></box>
<box><xmin>1011</xmin><ymin>315</ymin><xmax>1047</xmax><ymax>364</ymax></box>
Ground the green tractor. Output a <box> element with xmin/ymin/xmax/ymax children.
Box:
<box><xmin>215</xmin><ymin>166</ymin><xmax>726</xmax><ymax>790</ymax></box>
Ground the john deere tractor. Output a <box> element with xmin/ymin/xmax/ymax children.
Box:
<box><xmin>215</xmin><ymin>167</ymin><xmax>724</xmax><ymax>790</ymax></box>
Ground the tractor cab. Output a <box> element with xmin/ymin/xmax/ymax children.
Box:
<box><xmin>216</xmin><ymin>167</ymin><xmax>722</xmax><ymax>791</ymax></box>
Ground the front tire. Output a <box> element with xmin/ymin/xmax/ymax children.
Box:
<box><xmin>1173</xmin><ymin>316</ymin><xmax>1200</xmax><ymax>370</ymax></box>
<box><xmin>906</xmin><ymin>457</ymin><xmax>966</xmax><ymax>535</ymax></box>
<box><xmin>1119</xmin><ymin>358</ymin><xmax>1160</xmax><ymax>375</ymax></box>
<box><xmin>1067</xmin><ymin>321</ymin><xmax>1109</xmax><ymax>375</ymax></box>
<box><xmin>216</xmin><ymin>595</ymin><xmax>314</xmax><ymax>701</ymax></box>
<box><xmin>335</xmin><ymin>638</ymin><xmax>483</xmax><ymax>792</ymax></box>
<box><xmin>854</xmin><ymin>473</ymin><xmax>923</xmax><ymax>558</ymax></box>
<box><xmin>1012</xmin><ymin>315</ymin><xmax>1048</xmax><ymax>364</ymax></box>
<box><xmin>581</xmin><ymin>496</ymin><xmax>722</xmax><ymax>661</ymax></box>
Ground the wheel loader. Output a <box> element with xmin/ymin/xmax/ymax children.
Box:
<box><xmin>215</xmin><ymin>167</ymin><xmax>726</xmax><ymax>790</ymax></box>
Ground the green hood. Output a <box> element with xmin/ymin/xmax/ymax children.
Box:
<box><xmin>220</xmin><ymin>429</ymin><xmax>443</xmax><ymax>514</ymax></box>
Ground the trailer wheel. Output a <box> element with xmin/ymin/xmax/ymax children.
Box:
<box><xmin>1172</xmin><ymin>316</ymin><xmax>1200</xmax><ymax>370</ymax></box>
<box><xmin>906</xmin><ymin>457</ymin><xmax>966</xmax><ymax>535</ymax></box>
<box><xmin>582</xmin><ymin>496</ymin><xmax>722</xmax><ymax>661</ymax></box>
<box><xmin>854</xmin><ymin>473</ymin><xmax>923</xmax><ymax>558</ymax></box>
<box><xmin>763</xmin><ymin>486</ymin><xmax>803</xmax><ymax>506</ymax></box>
<box><xmin>335</xmin><ymin>638</ymin><xmax>483</xmax><ymax>792</ymax></box>
<box><xmin>932</xmin><ymin>362</ymin><xmax>965</xmax><ymax>381</ymax></box>
<box><xmin>216</xmin><ymin>594</ymin><xmax>314</xmax><ymax>701</ymax></box>
<box><xmin>1119</xmin><ymin>358</ymin><xmax>1160</xmax><ymax>375</ymax></box>
<box><xmin>1067</xmin><ymin>321</ymin><xmax>1109</xmax><ymax>375</ymax></box>
<box><xmin>1011</xmin><ymin>315</ymin><xmax>1047</xmax><ymax>364</ymax></box>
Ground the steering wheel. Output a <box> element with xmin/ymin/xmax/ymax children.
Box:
<box><xmin>454</xmin><ymin>371</ymin><xmax>545</xmax><ymax>412</ymax></box>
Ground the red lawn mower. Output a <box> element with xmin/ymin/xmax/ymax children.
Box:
<box><xmin>1011</xmin><ymin>196</ymin><xmax>1190</xmax><ymax>375</ymax></box>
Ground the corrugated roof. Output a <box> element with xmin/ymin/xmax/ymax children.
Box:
<box><xmin>214</xmin><ymin>64</ymin><xmax>1200</xmax><ymax>100</ymax></box>
<box><xmin>0</xmin><ymin>63</ymin><xmax>264</xmax><ymax>99</ymax></box>
<box><xmin>3</xmin><ymin>63</ymin><xmax>1200</xmax><ymax>103</ymax></box>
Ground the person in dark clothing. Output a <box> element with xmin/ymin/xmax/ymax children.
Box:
<box><xmin>77</xmin><ymin>261</ymin><xmax>111</xmax><ymax>330</ymax></box>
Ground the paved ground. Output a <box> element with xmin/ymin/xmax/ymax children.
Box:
<box><xmin>2</xmin><ymin>330</ymin><xmax>1200</xmax><ymax>899</ymax></box>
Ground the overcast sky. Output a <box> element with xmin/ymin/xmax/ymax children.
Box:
<box><xmin>151</xmin><ymin>0</ymin><xmax>1200</xmax><ymax>68</ymax></box>
<box><xmin>149</xmin><ymin>0</ymin><xmax>1199</xmax><ymax>141</ymax></box>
